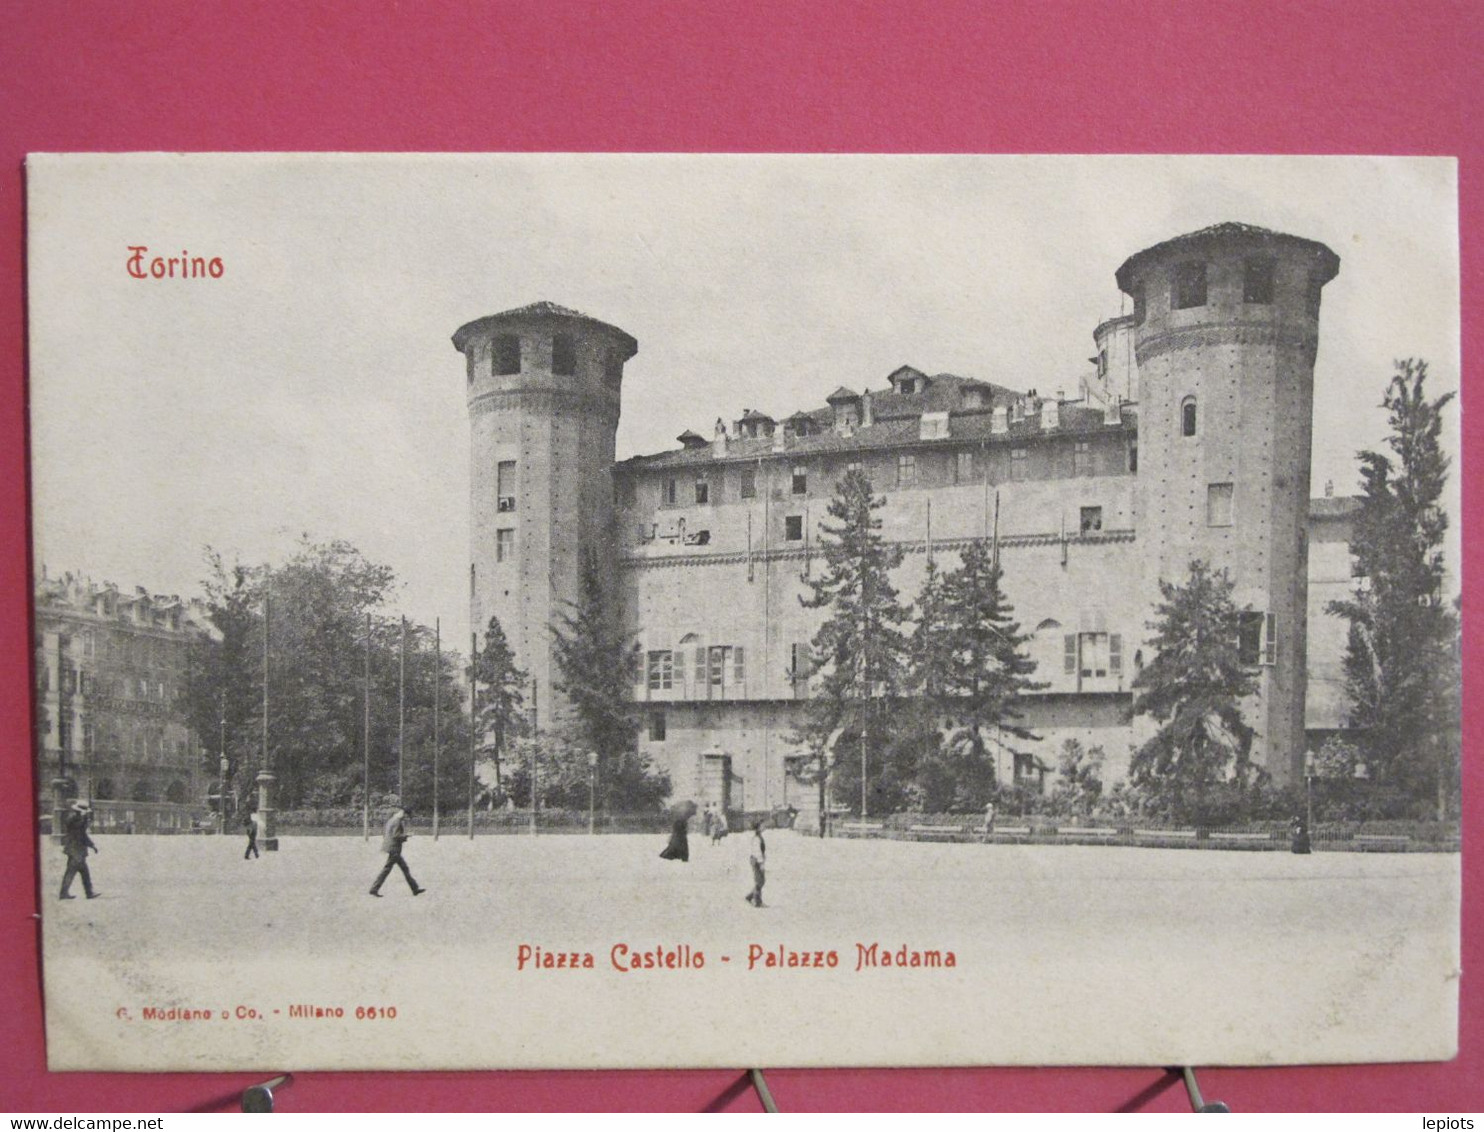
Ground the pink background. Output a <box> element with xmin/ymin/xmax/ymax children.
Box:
<box><xmin>0</xmin><ymin>0</ymin><xmax>1478</xmax><ymax>1112</ymax></box>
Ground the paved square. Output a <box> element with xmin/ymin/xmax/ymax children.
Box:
<box><xmin>39</xmin><ymin>831</ymin><xmax>1459</xmax><ymax>1070</ymax></box>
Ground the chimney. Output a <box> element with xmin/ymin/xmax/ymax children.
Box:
<box><xmin>1040</xmin><ymin>397</ymin><xmax>1059</xmax><ymax>431</ymax></box>
<box><xmin>713</xmin><ymin>417</ymin><xmax>728</xmax><ymax>457</ymax></box>
<box><xmin>861</xmin><ymin>388</ymin><xmax>874</xmax><ymax>428</ymax></box>
<box><xmin>992</xmin><ymin>405</ymin><xmax>1008</xmax><ymax>434</ymax></box>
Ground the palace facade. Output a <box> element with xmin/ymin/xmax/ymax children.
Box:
<box><xmin>457</xmin><ymin>223</ymin><xmax>1354</xmax><ymax>814</ymax></box>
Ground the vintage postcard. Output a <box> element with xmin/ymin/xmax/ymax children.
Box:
<box><xmin>26</xmin><ymin>154</ymin><xmax>1460</xmax><ymax>1071</ymax></box>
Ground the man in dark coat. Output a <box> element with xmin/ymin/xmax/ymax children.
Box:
<box><xmin>243</xmin><ymin>810</ymin><xmax>260</xmax><ymax>859</ymax></box>
<box><xmin>59</xmin><ymin>801</ymin><xmax>100</xmax><ymax>900</ymax></box>
<box><xmin>369</xmin><ymin>806</ymin><xmax>425</xmax><ymax>897</ymax></box>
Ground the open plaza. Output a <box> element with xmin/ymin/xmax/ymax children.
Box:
<box><xmin>39</xmin><ymin>829</ymin><xmax>1458</xmax><ymax>1072</ymax></box>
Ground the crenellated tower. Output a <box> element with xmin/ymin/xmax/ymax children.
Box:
<box><xmin>1117</xmin><ymin>223</ymin><xmax>1340</xmax><ymax>783</ymax></box>
<box><xmin>453</xmin><ymin>301</ymin><xmax>637</xmax><ymax>730</ymax></box>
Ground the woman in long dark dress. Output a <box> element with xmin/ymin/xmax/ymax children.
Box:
<box><xmin>659</xmin><ymin>801</ymin><xmax>696</xmax><ymax>862</ymax></box>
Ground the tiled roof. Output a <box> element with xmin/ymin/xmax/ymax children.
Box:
<box><xmin>1115</xmin><ymin>222</ymin><xmax>1340</xmax><ymax>292</ymax></box>
<box><xmin>620</xmin><ymin>401</ymin><xmax>1136</xmax><ymax>470</ymax></box>
<box><xmin>451</xmin><ymin>301</ymin><xmax>639</xmax><ymax>355</ymax></box>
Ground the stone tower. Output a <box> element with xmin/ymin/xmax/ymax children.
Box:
<box><xmin>453</xmin><ymin>301</ymin><xmax>637</xmax><ymax>729</ymax></box>
<box><xmin>1116</xmin><ymin>223</ymin><xmax>1340</xmax><ymax>783</ymax></box>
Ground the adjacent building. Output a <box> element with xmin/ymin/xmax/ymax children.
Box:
<box><xmin>34</xmin><ymin>571</ymin><xmax>213</xmax><ymax>831</ymax></box>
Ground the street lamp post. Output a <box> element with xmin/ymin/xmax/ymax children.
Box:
<box><xmin>588</xmin><ymin>750</ymin><xmax>598</xmax><ymax>835</ymax></box>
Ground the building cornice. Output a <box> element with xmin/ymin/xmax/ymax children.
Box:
<box><xmin>1135</xmin><ymin>322</ymin><xmax>1318</xmax><ymax>366</ymax></box>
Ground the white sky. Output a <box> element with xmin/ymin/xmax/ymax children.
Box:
<box><xmin>26</xmin><ymin>154</ymin><xmax>1461</xmax><ymax>648</ymax></box>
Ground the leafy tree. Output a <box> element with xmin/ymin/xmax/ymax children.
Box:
<box><xmin>1051</xmin><ymin>739</ymin><xmax>1105</xmax><ymax>817</ymax></box>
<box><xmin>183</xmin><ymin>536</ymin><xmax>479</xmax><ymax>814</ymax></box>
<box><xmin>551</xmin><ymin>550</ymin><xmax>669</xmax><ymax>812</ymax></box>
<box><xmin>1327</xmin><ymin>359</ymin><xmax>1459</xmax><ymax>816</ymax></box>
<box><xmin>473</xmin><ymin>614</ymin><xmax>526</xmax><ymax>790</ymax></box>
<box><xmin>931</xmin><ymin>538</ymin><xmax>1042</xmax><ymax>802</ymax></box>
<box><xmin>1129</xmin><ymin>560</ymin><xmax>1258</xmax><ymax>823</ymax></box>
<box><xmin>794</xmin><ymin>469</ymin><xmax>910</xmax><ymax>825</ymax></box>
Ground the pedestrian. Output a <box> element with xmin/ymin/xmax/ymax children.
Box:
<box><xmin>711</xmin><ymin>805</ymin><xmax>729</xmax><ymax>845</ymax></box>
<box><xmin>370</xmin><ymin>805</ymin><xmax>425</xmax><ymax>897</ymax></box>
<box><xmin>659</xmin><ymin>801</ymin><xmax>695</xmax><ymax>862</ymax></box>
<box><xmin>744</xmin><ymin>819</ymin><xmax>766</xmax><ymax>907</ymax></box>
<box><xmin>1290</xmin><ymin>814</ymin><xmax>1312</xmax><ymax>856</ymax></box>
<box><xmin>59</xmin><ymin>801</ymin><xmax>99</xmax><ymax>900</ymax></box>
<box><xmin>243</xmin><ymin>810</ymin><xmax>259</xmax><ymax>859</ymax></box>
<box><xmin>982</xmin><ymin>800</ymin><xmax>996</xmax><ymax>844</ymax></box>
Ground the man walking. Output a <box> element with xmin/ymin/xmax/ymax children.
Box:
<box><xmin>59</xmin><ymin>800</ymin><xmax>100</xmax><ymax>900</ymax></box>
<box><xmin>369</xmin><ymin>805</ymin><xmax>425</xmax><ymax>897</ymax></box>
<box><xmin>744</xmin><ymin>819</ymin><xmax>766</xmax><ymax>908</ymax></box>
<box><xmin>243</xmin><ymin>810</ymin><xmax>259</xmax><ymax>859</ymax></box>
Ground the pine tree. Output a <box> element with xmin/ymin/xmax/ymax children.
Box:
<box><xmin>1327</xmin><ymin>359</ymin><xmax>1458</xmax><ymax>815</ymax></box>
<box><xmin>473</xmin><ymin>614</ymin><xmax>526</xmax><ymax>791</ymax></box>
<box><xmin>1129</xmin><ymin>560</ymin><xmax>1258</xmax><ymax>822</ymax></box>
<box><xmin>551</xmin><ymin>550</ymin><xmax>669</xmax><ymax>812</ymax></box>
<box><xmin>932</xmin><ymin>538</ymin><xmax>1042</xmax><ymax>801</ymax></box>
<box><xmin>795</xmin><ymin>469</ymin><xmax>910</xmax><ymax>824</ymax></box>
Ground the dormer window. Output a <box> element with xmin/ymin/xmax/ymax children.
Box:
<box><xmin>1171</xmin><ymin>261</ymin><xmax>1208</xmax><ymax>310</ymax></box>
<box><xmin>898</xmin><ymin>377</ymin><xmax>916</xmax><ymax>395</ymax></box>
<box><xmin>551</xmin><ymin>333</ymin><xmax>577</xmax><ymax>376</ymax></box>
<box><xmin>493</xmin><ymin>334</ymin><xmax>521</xmax><ymax>375</ymax></box>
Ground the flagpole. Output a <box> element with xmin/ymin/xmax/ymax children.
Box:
<box><xmin>398</xmin><ymin>616</ymin><xmax>406</xmax><ymax>804</ymax></box>
<box><xmin>433</xmin><ymin>618</ymin><xmax>441</xmax><ymax>840</ymax></box>
<box><xmin>468</xmin><ymin>631</ymin><xmax>477</xmax><ymax>840</ymax></box>
<box><xmin>362</xmin><ymin>611</ymin><xmax>370</xmax><ymax>841</ymax></box>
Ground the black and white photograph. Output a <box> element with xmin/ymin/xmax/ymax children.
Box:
<box><xmin>26</xmin><ymin>153</ymin><xmax>1460</xmax><ymax>1071</ymax></box>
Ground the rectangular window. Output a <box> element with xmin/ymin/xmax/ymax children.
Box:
<box><xmin>694</xmin><ymin>646</ymin><xmax>706</xmax><ymax>687</ymax></box>
<box><xmin>955</xmin><ymin>451</ymin><xmax>974</xmax><ymax>483</ymax></box>
<box><xmin>1128</xmin><ymin>440</ymin><xmax>1138</xmax><ymax>473</ymax></box>
<box><xmin>897</xmin><ymin>453</ymin><xmax>916</xmax><ymax>487</ymax></box>
<box><xmin>551</xmin><ymin>333</ymin><xmax>577</xmax><ymax>376</ymax></box>
<box><xmin>1238</xmin><ymin>611</ymin><xmax>1264</xmax><ymax>666</ymax></box>
<box><xmin>1172</xmin><ymin>261</ymin><xmax>1208</xmax><ymax>310</ymax></box>
<box><xmin>1073</xmin><ymin>440</ymin><xmax>1094</xmax><ymax>477</ymax></box>
<box><xmin>663</xmin><ymin>478</ymin><xmax>677</xmax><ymax>505</ymax></box>
<box><xmin>649</xmin><ymin>711</ymin><xmax>667</xmax><ymax>742</ymax></box>
<box><xmin>1243</xmin><ymin>258</ymin><xmax>1275</xmax><ymax>304</ymax></box>
<box><xmin>1109</xmin><ymin>633</ymin><xmax>1123</xmax><ymax>676</ymax></box>
<box><xmin>694</xmin><ymin>477</ymin><xmax>709</xmax><ymax>505</ymax></box>
<box><xmin>493</xmin><ymin>334</ymin><xmax>521</xmax><ymax>375</ymax></box>
<box><xmin>1098</xmin><ymin>349</ymin><xmax>1108</xmax><ymax>377</ymax></box>
<box><xmin>709</xmin><ymin>645</ymin><xmax>727</xmax><ymax>688</ymax></box>
<box><xmin>1063</xmin><ymin>634</ymin><xmax>1077</xmax><ymax>675</ymax></box>
<box><xmin>785</xmin><ymin>515</ymin><xmax>804</xmax><ymax>541</ymax></box>
<box><xmin>1080</xmin><ymin>506</ymin><xmax>1103</xmax><ymax>533</ymax></box>
<box><xmin>733</xmin><ymin>645</ymin><xmax>745</xmax><ymax>685</ymax></box>
<box><xmin>646</xmin><ymin>650</ymin><xmax>673</xmax><ymax>691</ymax></box>
<box><xmin>740</xmin><ymin>467</ymin><xmax>756</xmax><ymax>499</ymax></box>
<box><xmin>792</xmin><ymin>465</ymin><xmax>808</xmax><ymax>495</ymax></box>
<box><xmin>496</xmin><ymin>528</ymin><xmax>515</xmax><ymax>562</ymax></box>
<box><xmin>1079</xmin><ymin>632</ymin><xmax>1109</xmax><ymax>679</ymax></box>
<box><xmin>1263</xmin><ymin>613</ymin><xmax>1277</xmax><ymax>666</ymax></box>
<box><xmin>497</xmin><ymin>460</ymin><xmax>517</xmax><ymax>511</ymax></box>
<box><xmin>1011</xmin><ymin>448</ymin><xmax>1028</xmax><ymax>481</ymax></box>
<box><xmin>1207</xmin><ymin>482</ymin><xmax>1234</xmax><ymax>527</ymax></box>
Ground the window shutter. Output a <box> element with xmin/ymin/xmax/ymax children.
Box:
<box><xmin>694</xmin><ymin>646</ymin><xmax>706</xmax><ymax>687</ymax></box>
<box><xmin>1064</xmin><ymin>635</ymin><xmax>1077</xmax><ymax>675</ymax></box>
<box><xmin>733</xmin><ymin>645</ymin><xmax>745</xmax><ymax>685</ymax></box>
<box><xmin>1109</xmin><ymin>634</ymin><xmax>1122</xmax><ymax>675</ymax></box>
<box><xmin>1263</xmin><ymin>613</ymin><xmax>1277</xmax><ymax>666</ymax></box>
